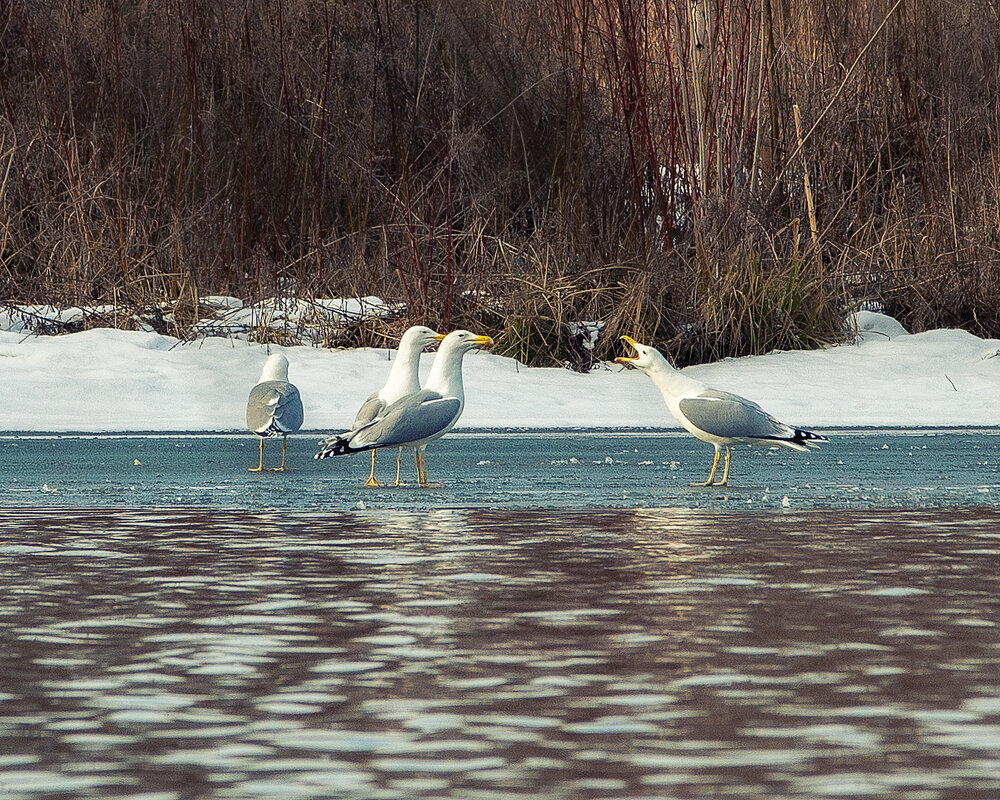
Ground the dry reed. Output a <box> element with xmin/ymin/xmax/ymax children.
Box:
<box><xmin>1</xmin><ymin>0</ymin><xmax>998</xmax><ymax>366</ymax></box>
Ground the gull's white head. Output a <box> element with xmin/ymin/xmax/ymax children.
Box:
<box><xmin>615</xmin><ymin>336</ymin><xmax>668</xmax><ymax>373</ymax></box>
<box><xmin>399</xmin><ymin>325</ymin><xmax>446</xmax><ymax>352</ymax></box>
<box><xmin>438</xmin><ymin>329</ymin><xmax>494</xmax><ymax>356</ymax></box>
<box><xmin>259</xmin><ymin>353</ymin><xmax>290</xmax><ymax>383</ymax></box>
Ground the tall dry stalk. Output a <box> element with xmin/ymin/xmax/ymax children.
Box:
<box><xmin>0</xmin><ymin>0</ymin><xmax>997</xmax><ymax>362</ymax></box>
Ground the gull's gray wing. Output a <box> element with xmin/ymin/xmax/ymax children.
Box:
<box><xmin>678</xmin><ymin>389</ymin><xmax>792</xmax><ymax>440</ymax></box>
<box><xmin>348</xmin><ymin>389</ymin><xmax>460</xmax><ymax>449</ymax></box>
<box><xmin>247</xmin><ymin>381</ymin><xmax>304</xmax><ymax>434</ymax></box>
<box><xmin>352</xmin><ymin>391</ymin><xmax>386</xmax><ymax>429</ymax></box>
<box><xmin>316</xmin><ymin>391</ymin><xmax>386</xmax><ymax>451</ymax></box>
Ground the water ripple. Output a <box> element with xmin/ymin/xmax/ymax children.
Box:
<box><xmin>2</xmin><ymin>507</ymin><xmax>1000</xmax><ymax>799</ymax></box>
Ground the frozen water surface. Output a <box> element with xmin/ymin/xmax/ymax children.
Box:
<box><xmin>1</xmin><ymin>429</ymin><xmax>1000</xmax><ymax>510</ymax></box>
<box><xmin>2</xmin><ymin>431</ymin><xmax>1000</xmax><ymax>798</ymax></box>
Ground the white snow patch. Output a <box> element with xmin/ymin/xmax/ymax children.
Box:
<box><xmin>567</xmin><ymin>320</ymin><xmax>605</xmax><ymax>351</ymax></box>
<box><xmin>189</xmin><ymin>296</ymin><xmax>397</xmax><ymax>343</ymax></box>
<box><xmin>847</xmin><ymin>310</ymin><xmax>909</xmax><ymax>342</ymax></box>
<box><xmin>0</xmin><ymin>309</ymin><xmax>998</xmax><ymax>432</ymax></box>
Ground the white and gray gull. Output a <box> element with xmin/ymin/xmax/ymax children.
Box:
<box><xmin>616</xmin><ymin>335</ymin><xmax>826</xmax><ymax>486</ymax></box>
<box><xmin>348</xmin><ymin>325</ymin><xmax>445</xmax><ymax>486</ymax></box>
<box><xmin>246</xmin><ymin>353</ymin><xmax>304</xmax><ymax>472</ymax></box>
<box><xmin>315</xmin><ymin>330</ymin><xmax>493</xmax><ymax>486</ymax></box>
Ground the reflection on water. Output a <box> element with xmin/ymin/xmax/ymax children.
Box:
<box><xmin>2</xmin><ymin>508</ymin><xmax>1000</xmax><ymax>798</ymax></box>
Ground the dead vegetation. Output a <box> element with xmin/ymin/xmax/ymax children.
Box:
<box><xmin>1</xmin><ymin>0</ymin><xmax>998</xmax><ymax>366</ymax></box>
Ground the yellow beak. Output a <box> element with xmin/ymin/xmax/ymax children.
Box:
<box><xmin>433</xmin><ymin>333</ymin><xmax>447</xmax><ymax>342</ymax></box>
<box><xmin>471</xmin><ymin>335</ymin><xmax>494</xmax><ymax>348</ymax></box>
<box><xmin>615</xmin><ymin>335</ymin><xmax>640</xmax><ymax>365</ymax></box>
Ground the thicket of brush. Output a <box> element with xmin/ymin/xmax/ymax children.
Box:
<box><xmin>2</xmin><ymin>1</ymin><xmax>999</xmax><ymax>364</ymax></box>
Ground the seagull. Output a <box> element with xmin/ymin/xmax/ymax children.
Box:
<box><xmin>616</xmin><ymin>335</ymin><xmax>827</xmax><ymax>486</ymax></box>
<box><xmin>316</xmin><ymin>330</ymin><xmax>493</xmax><ymax>486</ymax></box>
<box><xmin>349</xmin><ymin>325</ymin><xmax>445</xmax><ymax>486</ymax></box>
<box><xmin>246</xmin><ymin>353</ymin><xmax>304</xmax><ymax>472</ymax></box>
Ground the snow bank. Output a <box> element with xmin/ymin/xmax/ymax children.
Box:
<box><xmin>845</xmin><ymin>310</ymin><xmax>910</xmax><ymax>342</ymax></box>
<box><xmin>189</xmin><ymin>296</ymin><xmax>398</xmax><ymax>343</ymax></box>
<box><xmin>2</xmin><ymin>296</ymin><xmax>398</xmax><ymax>344</ymax></box>
<box><xmin>0</xmin><ymin>311</ymin><xmax>998</xmax><ymax>432</ymax></box>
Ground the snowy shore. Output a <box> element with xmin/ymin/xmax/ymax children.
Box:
<box><xmin>0</xmin><ymin>310</ymin><xmax>998</xmax><ymax>433</ymax></box>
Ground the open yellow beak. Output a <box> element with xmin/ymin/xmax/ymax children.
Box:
<box><xmin>615</xmin><ymin>335</ymin><xmax>640</xmax><ymax>365</ymax></box>
<box><xmin>471</xmin><ymin>334</ymin><xmax>494</xmax><ymax>348</ymax></box>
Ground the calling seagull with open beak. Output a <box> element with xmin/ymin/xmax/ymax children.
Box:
<box><xmin>617</xmin><ymin>335</ymin><xmax>827</xmax><ymax>486</ymax></box>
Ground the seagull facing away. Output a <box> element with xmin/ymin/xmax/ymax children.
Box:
<box><xmin>246</xmin><ymin>353</ymin><xmax>304</xmax><ymax>472</ymax></box>
<box><xmin>316</xmin><ymin>330</ymin><xmax>493</xmax><ymax>487</ymax></box>
<box><xmin>350</xmin><ymin>325</ymin><xmax>445</xmax><ymax>486</ymax></box>
<box><xmin>616</xmin><ymin>336</ymin><xmax>826</xmax><ymax>486</ymax></box>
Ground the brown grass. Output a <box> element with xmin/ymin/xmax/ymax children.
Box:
<box><xmin>2</xmin><ymin>0</ymin><xmax>998</xmax><ymax>366</ymax></box>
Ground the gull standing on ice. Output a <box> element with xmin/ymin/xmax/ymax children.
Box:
<box><xmin>617</xmin><ymin>336</ymin><xmax>826</xmax><ymax>486</ymax></box>
<box><xmin>349</xmin><ymin>325</ymin><xmax>445</xmax><ymax>486</ymax></box>
<box><xmin>315</xmin><ymin>330</ymin><xmax>493</xmax><ymax>486</ymax></box>
<box><xmin>246</xmin><ymin>353</ymin><xmax>304</xmax><ymax>472</ymax></box>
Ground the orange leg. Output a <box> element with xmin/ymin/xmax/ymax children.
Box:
<box><xmin>248</xmin><ymin>437</ymin><xmax>265</xmax><ymax>472</ymax></box>
<box><xmin>392</xmin><ymin>448</ymin><xmax>405</xmax><ymax>486</ymax></box>
<box><xmin>364</xmin><ymin>450</ymin><xmax>383</xmax><ymax>487</ymax></box>
<box><xmin>717</xmin><ymin>447</ymin><xmax>732</xmax><ymax>486</ymax></box>
<box><xmin>416</xmin><ymin>448</ymin><xmax>443</xmax><ymax>488</ymax></box>
<box><xmin>690</xmin><ymin>446</ymin><xmax>721</xmax><ymax>486</ymax></box>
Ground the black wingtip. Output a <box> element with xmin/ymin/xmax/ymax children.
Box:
<box><xmin>793</xmin><ymin>428</ymin><xmax>829</xmax><ymax>444</ymax></box>
<box><xmin>314</xmin><ymin>437</ymin><xmax>353</xmax><ymax>459</ymax></box>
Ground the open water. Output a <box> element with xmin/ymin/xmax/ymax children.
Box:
<box><xmin>1</xmin><ymin>432</ymin><xmax>999</xmax><ymax>798</ymax></box>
